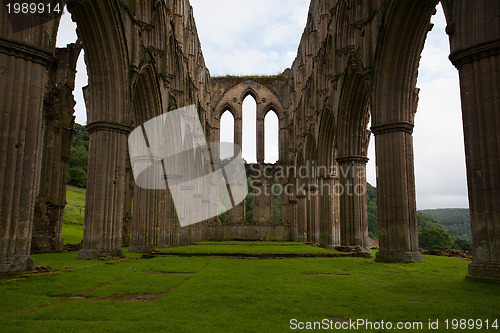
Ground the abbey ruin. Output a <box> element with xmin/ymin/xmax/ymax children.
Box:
<box><xmin>1</xmin><ymin>0</ymin><xmax>499</xmax><ymax>282</ymax></box>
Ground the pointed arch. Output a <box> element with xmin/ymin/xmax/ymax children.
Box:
<box><xmin>241</xmin><ymin>87</ymin><xmax>259</xmax><ymax>102</ymax></box>
<box><xmin>336</xmin><ymin>66</ymin><xmax>370</xmax><ymax>159</ymax></box>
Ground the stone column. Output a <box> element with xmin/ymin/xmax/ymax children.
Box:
<box><xmin>121</xmin><ymin>163</ymin><xmax>134</xmax><ymax>247</ymax></box>
<box><xmin>306</xmin><ymin>184</ymin><xmax>319</xmax><ymax>243</ymax></box>
<box><xmin>234</xmin><ymin>114</ymin><xmax>242</xmax><ymax>158</ymax></box>
<box><xmin>288</xmin><ymin>197</ymin><xmax>298</xmax><ymax>241</ymax></box>
<box><xmin>0</xmin><ymin>37</ymin><xmax>54</xmax><ymax>272</ymax></box>
<box><xmin>449</xmin><ymin>39</ymin><xmax>500</xmax><ymax>281</ymax></box>
<box><xmin>318</xmin><ymin>175</ymin><xmax>340</xmax><ymax>248</ymax></box>
<box><xmin>336</xmin><ymin>156</ymin><xmax>371</xmax><ymax>254</ymax></box>
<box><xmin>371</xmin><ymin>124</ymin><xmax>422</xmax><ymax>262</ymax></box>
<box><xmin>77</xmin><ymin>123</ymin><xmax>130</xmax><ymax>259</ymax></box>
<box><xmin>257</xmin><ymin>118</ymin><xmax>265</xmax><ymax>164</ymax></box>
<box><xmin>32</xmin><ymin>45</ymin><xmax>80</xmax><ymax>253</ymax></box>
<box><xmin>296</xmin><ymin>193</ymin><xmax>308</xmax><ymax>243</ymax></box>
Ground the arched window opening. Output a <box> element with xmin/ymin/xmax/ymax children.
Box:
<box><xmin>242</xmin><ymin>94</ymin><xmax>257</xmax><ymax>163</ymax></box>
<box><xmin>264</xmin><ymin>110</ymin><xmax>279</xmax><ymax>164</ymax></box>
<box><xmin>220</xmin><ymin>110</ymin><xmax>235</xmax><ymax>160</ymax></box>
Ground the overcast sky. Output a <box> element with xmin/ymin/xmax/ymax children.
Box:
<box><xmin>56</xmin><ymin>1</ymin><xmax>468</xmax><ymax>210</ymax></box>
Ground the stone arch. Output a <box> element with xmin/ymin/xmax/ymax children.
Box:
<box><xmin>131</xmin><ymin>65</ymin><xmax>162</xmax><ymax>125</ymax></box>
<box><xmin>336</xmin><ymin>66</ymin><xmax>370</xmax><ymax>159</ymax></box>
<box><xmin>128</xmin><ymin>65</ymin><xmax>164</xmax><ymax>253</ymax></box>
<box><xmin>241</xmin><ymin>87</ymin><xmax>259</xmax><ymax>103</ymax></box>
<box><xmin>65</xmin><ymin>1</ymin><xmax>132</xmax><ymax>259</ymax></box>
<box><xmin>317</xmin><ymin>108</ymin><xmax>340</xmax><ymax>248</ymax></box>
<box><xmin>335</xmin><ymin>65</ymin><xmax>371</xmax><ymax>253</ymax></box>
<box><xmin>369</xmin><ymin>0</ymin><xmax>439</xmax><ymax>263</ymax></box>
<box><xmin>304</xmin><ymin>134</ymin><xmax>319</xmax><ymax>243</ymax></box>
<box><xmin>218</xmin><ymin>104</ymin><xmax>236</xmax><ymax>119</ymax></box>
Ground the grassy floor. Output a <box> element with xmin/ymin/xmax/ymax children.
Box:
<box><xmin>62</xmin><ymin>185</ymin><xmax>85</xmax><ymax>244</ymax></box>
<box><xmin>1</xmin><ymin>245</ymin><xmax>499</xmax><ymax>332</ymax></box>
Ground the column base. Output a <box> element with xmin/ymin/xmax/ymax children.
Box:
<box><xmin>335</xmin><ymin>245</ymin><xmax>372</xmax><ymax>258</ymax></box>
<box><xmin>0</xmin><ymin>255</ymin><xmax>36</xmax><ymax>273</ymax></box>
<box><xmin>375</xmin><ymin>250</ymin><xmax>423</xmax><ymax>263</ymax></box>
<box><xmin>468</xmin><ymin>262</ymin><xmax>500</xmax><ymax>283</ymax></box>
<box><xmin>76</xmin><ymin>248</ymin><xmax>124</xmax><ymax>260</ymax></box>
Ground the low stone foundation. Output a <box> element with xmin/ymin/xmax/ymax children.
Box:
<box><xmin>204</xmin><ymin>224</ymin><xmax>290</xmax><ymax>241</ymax></box>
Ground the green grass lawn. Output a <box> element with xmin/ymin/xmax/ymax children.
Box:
<box><xmin>62</xmin><ymin>185</ymin><xmax>85</xmax><ymax>244</ymax></box>
<box><xmin>1</xmin><ymin>246</ymin><xmax>499</xmax><ymax>332</ymax></box>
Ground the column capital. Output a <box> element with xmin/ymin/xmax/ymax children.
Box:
<box><xmin>371</xmin><ymin>121</ymin><xmax>414</xmax><ymax>135</ymax></box>
<box><xmin>86</xmin><ymin>121</ymin><xmax>133</xmax><ymax>135</ymax></box>
<box><xmin>336</xmin><ymin>155</ymin><xmax>369</xmax><ymax>165</ymax></box>
<box><xmin>449</xmin><ymin>38</ymin><xmax>500</xmax><ymax>68</ymax></box>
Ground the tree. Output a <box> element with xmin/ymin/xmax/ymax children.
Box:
<box><xmin>67</xmin><ymin>124</ymin><xmax>89</xmax><ymax>188</ymax></box>
<box><xmin>367</xmin><ymin>183</ymin><xmax>378</xmax><ymax>237</ymax></box>
<box><xmin>419</xmin><ymin>228</ymin><xmax>452</xmax><ymax>251</ymax></box>
<box><xmin>452</xmin><ymin>238</ymin><xmax>472</xmax><ymax>252</ymax></box>
<box><xmin>68</xmin><ymin>166</ymin><xmax>87</xmax><ymax>188</ymax></box>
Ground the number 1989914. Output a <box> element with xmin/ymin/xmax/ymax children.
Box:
<box><xmin>6</xmin><ymin>2</ymin><xmax>62</xmax><ymax>14</ymax></box>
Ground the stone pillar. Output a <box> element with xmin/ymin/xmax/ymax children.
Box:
<box><xmin>449</xmin><ymin>39</ymin><xmax>500</xmax><ymax>281</ymax></box>
<box><xmin>371</xmin><ymin>124</ymin><xmax>422</xmax><ymax>262</ymax></box>
<box><xmin>0</xmin><ymin>37</ymin><xmax>55</xmax><ymax>272</ymax></box>
<box><xmin>32</xmin><ymin>45</ymin><xmax>80</xmax><ymax>253</ymax></box>
<box><xmin>77</xmin><ymin>123</ymin><xmax>130</xmax><ymax>259</ymax></box>
<box><xmin>336</xmin><ymin>156</ymin><xmax>371</xmax><ymax>254</ymax></box>
<box><xmin>257</xmin><ymin>118</ymin><xmax>265</xmax><ymax>164</ymax></box>
<box><xmin>296</xmin><ymin>194</ymin><xmax>308</xmax><ymax>243</ymax></box>
<box><xmin>121</xmin><ymin>163</ymin><xmax>133</xmax><ymax>247</ymax></box>
<box><xmin>306</xmin><ymin>184</ymin><xmax>319</xmax><ymax>243</ymax></box>
<box><xmin>234</xmin><ymin>114</ymin><xmax>242</xmax><ymax>157</ymax></box>
<box><xmin>288</xmin><ymin>197</ymin><xmax>298</xmax><ymax>241</ymax></box>
<box><xmin>318</xmin><ymin>175</ymin><xmax>340</xmax><ymax>248</ymax></box>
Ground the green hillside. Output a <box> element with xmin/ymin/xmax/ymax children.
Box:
<box><xmin>419</xmin><ymin>208</ymin><xmax>471</xmax><ymax>241</ymax></box>
<box><xmin>62</xmin><ymin>185</ymin><xmax>85</xmax><ymax>244</ymax></box>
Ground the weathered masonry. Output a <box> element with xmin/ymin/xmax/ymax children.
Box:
<box><xmin>1</xmin><ymin>0</ymin><xmax>499</xmax><ymax>282</ymax></box>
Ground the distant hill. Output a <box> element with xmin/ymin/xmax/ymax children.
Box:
<box><xmin>419</xmin><ymin>208</ymin><xmax>471</xmax><ymax>241</ymax></box>
<box><xmin>367</xmin><ymin>185</ymin><xmax>471</xmax><ymax>241</ymax></box>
